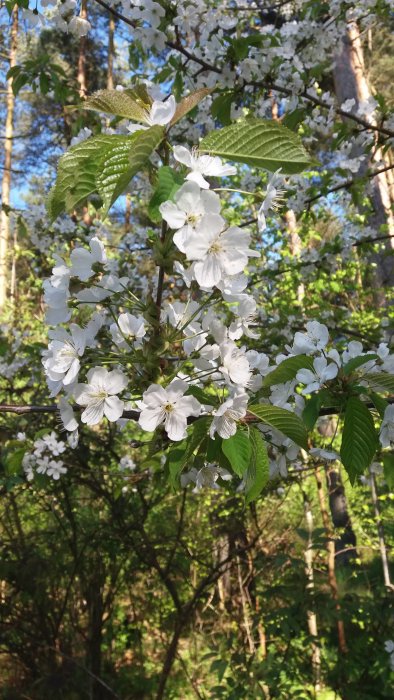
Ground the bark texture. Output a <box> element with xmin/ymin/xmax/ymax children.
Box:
<box><xmin>0</xmin><ymin>6</ymin><xmax>18</xmax><ymax>311</ymax></box>
<box><xmin>333</xmin><ymin>22</ymin><xmax>394</xmax><ymax>295</ymax></box>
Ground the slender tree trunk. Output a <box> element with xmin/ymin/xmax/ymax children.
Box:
<box><xmin>156</xmin><ymin>619</ymin><xmax>184</xmax><ymax>700</ymax></box>
<box><xmin>76</xmin><ymin>0</ymin><xmax>94</xmax><ymax>227</ymax></box>
<box><xmin>107</xmin><ymin>14</ymin><xmax>115</xmax><ymax>90</ymax></box>
<box><xmin>10</xmin><ymin>224</ymin><xmax>17</xmax><ymax>309</ymax></box>
<box><xmin>77</xmin><ymin>0</ymin><xmax>89</xmax><ymax>98</ymax></box>
<box><xmin>284</xmin><ymin>209</ymin><xmax>305</xmax><ymax>303</ymax></box>
<box><xmin>86</xmin><ymin>570</ymin><xmax>105</xmax><ymax>700</ymax></box>
<box><xmin>333</xmin><ymin>21</ymin><xmax>394</xmax><ymax>296</ymax></box>
<box><xmin>369</xmin><ymin>467</ymin><xmax>393</xmax><ymax>590</ymax></box>
<box><xmin>315</xmin><ymin>467</ymin><xmax>348</xmax><ymax>655</ymax></box>
<box><xmin>236</xmin><ymin>554</ymin><xmax>255</xmax><ymax>654</ymax></box>
<box><xmin>271</xmin><ymin>100</ymin><xmax>305</xmax><ymax>303</ymax></box>
<box><xmin>0</xmin><ymin>6</ymin><xmax>18</xmax><ymax>311</ymax></box>
<box><xmin>303</xmin><ymin>495</ymin><xmax>321</xmax><ymax>691</ymax></box>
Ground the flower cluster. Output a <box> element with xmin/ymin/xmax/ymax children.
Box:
<box><xmin>22</xmin><ymin>431</ymin><xmax>67</xmax><ymax>481</ymax></box>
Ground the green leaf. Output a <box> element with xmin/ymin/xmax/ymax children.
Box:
<box><xmin>245</xmin><ymin>427</ymin><xmax>269</xmax><ymax>503</ymax></box>
<box><xmin>343</xmin><ymin>354</ymin><xmax>378</xmax><ymax>376</ymax></box>
<box><xmin>79</xmin><ymin>87</ymin><xmax>151</xmax><ymax>122</ymax></box>
<box><xmin>363</xmin><ymin>372</ymin><xmax>394</xmax><ymax>393</ymax></box>
<box><xmin>340</xmin><ymin>396</ymin><xmax>378</xmax><ymax>484</ymax></box>
<box><xmin>228</xmin><ymin>33</ymin><xmax>264</xmax><ymax>61</ymax></box>
<box><xmin>369</xmin><ymin>391</ymin><xmax>388</xmax><ymax>419</ymax></box>
<box><xmin>97</xmin><ymin>125</ymin><xmax>165</xmax><ymax>214</ymax></box>
<box><xmin>185</xmin><ymin>385</ymin><xmax>217</xmax><ymax>407</ymax></box>
<box><xmin>166</xmin><ymin>417</ymin><xmax>210</xmax><ymax>488</ymax></box>
<box><xmin>47</xmin><ymin>134</ymin><xmax>116</xmax><ymax>220</ymax></box>
<box><xmin>48</xmin><ymin>126</ymin><xmax>166</xmax><ymax>219</ymax></box>
<box><xmin>282</xmin><ymin>108</ymin><xmax>307</xmax><ymax>131</ymax></box>
<box><xmin>382</xmin><ymin>453</ymin><xmax>394</xmax><ymax>490</ymax></box>
<box><xmin>247</xmin><ymin>404</ymin><xmax>308</xmax><ymax>450</ymax></box>
<box><xmin>211</xmin><ymin>93</ymin><xmax>234</xmax><ymax>126</ymax></box>
<box><xmin>199</xmin><ymin>118</ymin><xmax>312</xmax><ymax>174</ymax></box>
<box><xmin>221</xmin><ymin>430</ymin><xmax>252</xmax><ymax>477</ymax></box>
<box><xmin>302</xmin><ymin>393</ymin><xmax>324</xmax><ymax>430</ymax></box>
<box><xmin>3</xmin><ymin>448</ymin><xmax>26</xmax><ymax>476</ymax></box>
<box><xmin>170</xmin><ymin>87</ymin><xmax>213</xmax><ymax>125</ymax></box>
<box><xmin>148</xmin><ymin>166</ymin><xmax>184</xmax><ymax>223</ymax></box>
<box><xmin>172</xmin><ymin>71</ymin><xmax>184</xmax><ymax>100</ymax></box>
<box><xmin>262</xmin><ymin>355</ymin><xmax>314</xmax><ymax>387</ymax></box>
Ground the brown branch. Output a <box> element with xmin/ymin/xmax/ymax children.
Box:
<box><xmin>1</xmin><ymin>397</ymin><xmax>393</xmax><ymax>421</ymax></box>
<box><xmin>0</xmin><ymin>404</ymin><xmax>140</xmax><ymax>420</ymax></box>
<box><xmin>250</xmin><ymin>80</ymin><xmax>394</xmax><ymax>138</ymax></box>
<box><xmin>306</xmin><ymin>163</ymin><xmax>394</xmax><ymax>205</ymax></box>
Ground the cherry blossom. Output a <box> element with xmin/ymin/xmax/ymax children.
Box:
<box><xmin>181</xmin><ymin>464</ymin><xmax>232</xmax><ymax>491</ymax></box>
<box><xmin>69</xmin><ymin>237</ymin><xmax>106</xmax><ymax>282</ymax></box>
<box><xmin>379</xmin><ymin>405</ymin><xmax>394</xmax><ymax>448</ymax></box>
<box><xmin>173</xmin><ymin>145</ymin><xmax>237</xmax><ymax>189</ymax></box>
<box><xmin>160</xmin><ymin>181</ymin><xmax>221</xmax><ymax>252</ymax></box>
<box><xmin>181</xmin><ymin>222</ymin><xmax>259</xmax><ymax>288</ymax></box>
<box><xmin>296</xmin><ymin>356</ymin><xmax>339</xmax><ymax>394</ymax></box>
<box><xmin>110</xmin><ymin>313</ymin><xmax>146</xmax><ymax>349</ymax></box>
<box><xmin>288</xmin><ymin>321</ymin><xmax>330</xmax><ymax>355</ymax></box>
<box><xmin>210</xmin><ymin>393</ymin><xmax>248</xmax><ymax>439</ymax></box>
<box><xmin>74</xmin><ymin>367</ymin><xmax>128</xmax><ymax>425</ymax></box>
<box><xmin>137</xmin><ymin>380</ymin><xmax>201</xmax><ymax>441</ymax></box>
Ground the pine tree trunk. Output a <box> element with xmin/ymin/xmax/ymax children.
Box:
<box><xmin>271</xmin><ymin>100</ymin><xmax>305</xmax><ymax>303</ymax></box>
<box><xmin>77</xmin><ymin>0</ymin><xmax>89</xmax><ymax>98</ymax></box>
<box><xmin>107</xmin><ymin>14</ymin><xmax>115</xmax><ymax>90</ymax></box>
<box><xmin>284</xmin><ymin>209</ymin><xmax>305</xmax><ymax>303</ymax></box>
<box><xmin>333</xmin><ymin>21</ymin><xmax>394</xmax><ymax>297</ymax></box>
<box><xmin>0</xmin><ymin>6</ymin><xmax>18</xmax><ymax>311</ymax></box>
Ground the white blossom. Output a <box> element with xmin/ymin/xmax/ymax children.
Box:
<box><xmin>257</xmin><ymin>170</ymin><xmax>284</xmax><ymax>232</ymax></box>
<box><xmin>173</xmin><ymin>145</ymin><xmax>236</xmax><ymax>189</ymax></box>
<box><xmin>138</xmin><ymin>379</ymin><xmax>201</xmax><ymax>441</ymax></box>
<box><xmin>74</xmin><ymin>367</ymin><xmax>127</xmax><ymax>425</ymax></box>
<box><xmin>181</xmin><ymin>222</ymin><xmax>259</xmax><ymax>289</ymax></box>
<box><xmin>110</xmin><ymin>313</ymin><xmax>146</xmax><ymax>349</ymax></box>
<box><xmin>181</xmin><ymin>463</ymin><xmax>232</xmax><ymax>491</ymax></box>
<box><xmin>210</xmin><ymin>393</ymin><xmax>248</xmax><ymax>439</ymax></box>
<box><xmin>70</xmin><ymin>237</ymin><xmax>106</xmax><ymax>282</ymax></box>
<box><xmin>219</xmin><ymin>340</ymin><xmax>252</xmax><ymax>387</ymax></box>
<box><xmin>380</xmin><ymin>405</ymin><xmax>394</xmax><ymax>448</ymax></box>
<box><xmin>289</xmin><ymin>321</ymin><xmax>330</xmax><ymax>355</ymax></box>
<box><xmin>160</xmin><ymin>181</ymin><xmax>221</xmax><ymax>252</ymax></box>
<box><xmin>296</xmin><ymin>356</ymin><xmax>338</xmax><ymax>394</ymax></box>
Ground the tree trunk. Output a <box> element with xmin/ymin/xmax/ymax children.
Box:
<box><xmin>315</xmin><ymin>467</ymin><xmax>348</xmax><ymax>655</ymax></box>
<box><xmin>333</xmin><ymin>21</ymin><xmax>394</xmax><ymax>296</ymax></box>
<box><xmin>272</xmin><ymin>100</ymin><xmax>305</xmax><ymax>303</ymax></box>
<box><xmin>303</xmin><ymin>495</ymin><xmax>321</xmax><ymax>691</ymax></box>
<box><xmin>0</xmin><ymin>6</ymin><xmax>18</xmax><ymax>311</ymax></box>
<box><xmin>10</xmin><ymin>225</ymin><xmax>17</xmax><ymax>309</ymax></box>
<box><xmin>369</xmin><ymin>467</ymin><xmax>393</xmax><ymax>590</ymax></box>
<box><xmin>77</xmin><ymin>0</ymin><xmax>89</xmax><ymax>98</ymax></box>
<box><xmin>107</xmin><ymin>13</ymin><xmax>115</xmax><ymax>90</ymax></box>
<box><xmin>326</xmin><ymin>468</ymin><xmax>357</xmax><ymax>567</ymax></box>
<box><xmin>284</xmin><ymin>209</ymin><xmax>305</xmax><ymax>304</ymax></box>
<box><xmin>86</xmin><ymin>570</ymin><xmax>105</xmax><ymax>700</ymax></box>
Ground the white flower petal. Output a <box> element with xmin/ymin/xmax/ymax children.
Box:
<box><xmin>139</xmin><ymin>406</ymin><xmax>166</xmax><ymax>432</ymax></box>
<box><xmin>165</xmin><ymin>411</ymin><xmax>188</xmax><ymax>441</ymax></box>
<box><xmin>104</xmin><ymin>396</ymin><xmax>124</xmax><ymax>422</ymax></box>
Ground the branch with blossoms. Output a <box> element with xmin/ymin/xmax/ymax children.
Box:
<box><xmin>3</xmin><ymin>81</ymin><xmax>393</xmax><ymax>495</ymax></box>
<box><xmin>89</xmin><ymin>0</ymin><xmax>394</xmax><ymax>140</ymax></box>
